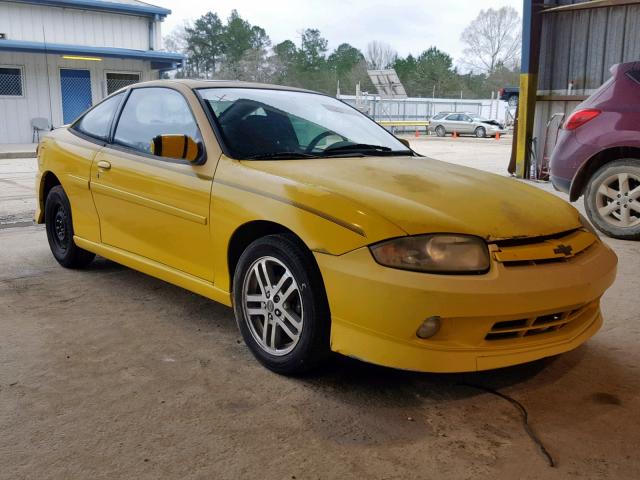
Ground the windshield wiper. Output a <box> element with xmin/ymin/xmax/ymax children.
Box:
<box><xmin>324</xmin><ymin>143</ymin><xmax>392</xmax><ymax>153</ymax></box>
<box><xmin>321</xmin><ymin>143</ymin><xmax>411</xmax><ymax>157</ymax></box>
<box><xmin>245</xmin><ymin>152</ymin><xmax>320</xmax><ymax>160</ymax></box>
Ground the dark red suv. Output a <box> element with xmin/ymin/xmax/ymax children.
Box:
<box><xmin>550</xmin><ymin>61</ymin><xmax>640</xmax><ymax>240</ymax></box>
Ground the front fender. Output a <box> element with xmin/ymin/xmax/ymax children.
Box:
<box><xmin>210</xmin><ymin>156</ymin><xmax>406</xmax><ymax>292</ymax></box>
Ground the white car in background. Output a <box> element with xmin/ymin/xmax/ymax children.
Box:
<box><xmin>429</xmin><ymin>112</ymin><xmax>507</xmax><ymax>138</ymax></box>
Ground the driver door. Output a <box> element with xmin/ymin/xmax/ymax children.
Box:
<box><xmin>90</xmin><ymin>87</ymin><xmax>215</xmax><ymax>281</ymax></box>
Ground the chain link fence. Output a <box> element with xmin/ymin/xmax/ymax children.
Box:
<box><xmin>338</xmin><ymin>95</ymin><xmax>510</xmax><ymax>133</ymax></box>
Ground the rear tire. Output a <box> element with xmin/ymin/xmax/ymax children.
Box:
<box><xmin>435</xmin><ymin>125</ymin><xmax>446</xmax><ymax>137</ymax></box>
<box><xmin>508</xmin><ymin>95</ymin><xmax>519</xmax><ymax>108</ymax></box>
<box><xmin>232</xmin><ymin>234</ymin><xmax>330</xmax><ymax>375</ymax></box>
<box><xmin>475</xmin><ymin>126</ymin><xmax>486</xmax><ymax>138</ymax></box>
<box><xmin>45</xmin><ymin>185</ymin><xmax>95</xmax><ymax>268</ymax></box>
<box><xmin>584</xmin><ymin>158</ymin><xmax>640</xmax><ymax>240</ymax></box>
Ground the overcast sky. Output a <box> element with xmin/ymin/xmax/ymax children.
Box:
<box><xmin>154</xmin><ymin>0</ymin><xmax>522</xmax><ymax>66</ymax></box>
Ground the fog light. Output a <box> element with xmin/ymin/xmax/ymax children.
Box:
<box><xmin>416</xmin><ymin>316</ymin><xmax>441</xmax><ymax>339</ymax></box>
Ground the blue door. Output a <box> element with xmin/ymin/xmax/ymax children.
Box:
<box><xmin>60</xmin><ymin>69</ymin><xmax>92</xmax><ymax>124</ymax></box>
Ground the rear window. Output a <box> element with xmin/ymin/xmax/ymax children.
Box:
<box><xmin>627</xmin><ymin>70</ymin><xmax>640</xmax><ymax>85</ymax></box>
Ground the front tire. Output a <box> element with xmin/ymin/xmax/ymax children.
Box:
<box><xmin>584</xmin><ymin>159</ymin><xmax>640</xmax><ymax>240</ymax></box>
<box><xmin>475</xmin><ymin>126</ymin><xmax>486</xmax><ymax>138</ymax></box>
<box><xmin>45</xmin><ymin>185</ymin><xmax>95</xmax><ymax>268</ymax></box>
<box><xmin>435</xmin><ymin>125</ymin><xmax>446</xmax><ymax>137</ymax></box>
<box><xmin>232</xmin><ymin>234</ymin><xmax>330</xmax><ymax>375</ymax></box>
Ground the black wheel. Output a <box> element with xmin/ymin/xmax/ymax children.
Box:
<box><xmin>232</xmin><ymin>234</ymin><xmax>330</xmax><ymax>375</ymax></box>
<box><xmin>508</xmin><ymin>95</ymin><xmax>519</xmax><ymax>108</ymax></box>
<box><xmin>584</xmin><ymin>158</ymin><xmax>640</xmax><ymax>240</ymax></box>
<box><xmin>45</xmin><ymin>185</ymin><xmax>95</xmax><ymax>268</ymax></box>
<box><xmin>435</xmin><ymin>125</ymin><xmax>446</xmax><ymax>137</ymax></box>
<box><xmin>475</xmin><ymin>126</ymin><xmax>487</xmax><ymax>138</ymax></box>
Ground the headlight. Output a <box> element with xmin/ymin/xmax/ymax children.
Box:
<box><xmin>579</xmin><ymin>213</ymin><xmax>599</xmax><ymax>237</ymax></box>
<box><xmin>369</xmin><ymin>234</ymin><xmax>490</xmax><ymax>274</ymax></box>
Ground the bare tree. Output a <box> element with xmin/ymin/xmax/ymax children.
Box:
<box><xmin>460</xmin><ymin>7</ymin><xmax>521</xmax><ymax>74</ymax></box>
<box><xmin>365</xmin><ymin>41</ymin><xmax>397</xmax><ymax>70</ymax></box>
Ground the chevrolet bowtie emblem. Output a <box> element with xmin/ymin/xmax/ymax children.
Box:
<box><xmin>554</xmin><ymin>244</ymin><xmax>573</xmax><ymax>256</ymax></box>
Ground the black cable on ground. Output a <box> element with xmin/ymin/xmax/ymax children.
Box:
<box><xmin>459</xmin><ymin>382</ymin><xmax>556</xmax><ymax>468</ymax></box>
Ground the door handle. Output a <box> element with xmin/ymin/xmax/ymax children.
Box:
<box><xmin>97</xmin><ymin>160</ymin><xmax>111</xmax><ymax>170</ymax></box>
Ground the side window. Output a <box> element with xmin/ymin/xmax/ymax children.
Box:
<box><xmin>446</xmin><ymin>114</ymin><xmax>460</xmax><ymax>121</ymax></box>
<box><xmin>431</xmin><ymin>113</ymin><xmax>446</xmax><ymax>120</ymax></box>
<box><xmin>461</xmin><ymin>115</ymin><xmax>472</xmax><ymax>122</ymax></box>
<box><xmin>113</xmin><ymin>88</ymin><xmax>201</xmax><ymax>157</ymax></box>
<box><xmin>73</xmin><ymin>92</ymin><xmax>124</xmax><ymax>140</ymax></box>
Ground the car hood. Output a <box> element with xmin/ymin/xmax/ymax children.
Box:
<box><xmin>242</xmin><ymin>156</ymin><xmax>581</xmax><ymax>241</ymax></box>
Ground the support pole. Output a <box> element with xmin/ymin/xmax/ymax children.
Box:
<box><xmin>514</xmin><ymin>0</ymin><xmax>544</xmax><ymax>178</ymax></box>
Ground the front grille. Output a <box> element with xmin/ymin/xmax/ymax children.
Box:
<box><xmin>485</xmin><ymin>305</ymin><xmax>587</xmax><ymax>341</ymax></box>
<box><xmin>492</xmin><ymin>229</ymin><xmax>597</xmax><ymax>267</ymax></box>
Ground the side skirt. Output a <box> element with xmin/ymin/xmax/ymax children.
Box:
<box><xmin>74</xmin><ymin>236</ymin><xmax>232</xmax><ymax>307</ymax></box>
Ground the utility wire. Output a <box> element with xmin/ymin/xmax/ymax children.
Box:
<box><xmin>459</xmin><ymin>382</ymin><xmax>556</xmax><ymax>468</ymax></box>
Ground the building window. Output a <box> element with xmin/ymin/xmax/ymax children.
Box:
<box><xmin>0</xmin><ymin>66</ymin><xmax>24</xmax><ymax>97</ymax></box>
<box><xmin>106</xmin><ymin>72</ymin><xmax>141</xmax><ymax>95</ymax></box>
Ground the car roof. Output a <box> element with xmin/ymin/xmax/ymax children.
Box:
<box><xmin>125</xmin><ymin>79</ymin><xmax>319</xmax><ymax>95</ymax></box>
<box><xmin>438</xmin><ymin>112</ymin><xmax>476</xmax><ymax>115</ymax></box>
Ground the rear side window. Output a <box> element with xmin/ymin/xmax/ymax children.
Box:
<box><xmin>627</xmin><ymin>70</ymin><xmax>640</xmax><ymax>85</ymax></box>
<box><xmin>431</xmin><ymin>112</ymin><xmax>447</xmax><ymax>120</ymax></box>
<box><xmin>113</xmin><ymin>88</ymin><xmax>201</xmax><ymax>156</ymax></box>
<box><xmin>73</xmin><ymin>93</ymin><xmax>124</xmax><ymax>140</ymax></box>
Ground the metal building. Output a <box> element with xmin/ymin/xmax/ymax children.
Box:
<box><xmin>0</xmin><ymin>0</ymin><xmax>183</xmax><ymax>144</ymax></box>
<box><xmin>515</xmin><ymin>0</ymin><xmax>640</xmax><ymax>178</ymax></box>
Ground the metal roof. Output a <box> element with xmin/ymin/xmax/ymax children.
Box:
<box><xmin>7</xmin><ymin>0</ymin><xmax>171</xmax><ymax>18</ymax></box>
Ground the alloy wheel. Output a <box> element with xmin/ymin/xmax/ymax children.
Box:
<box><xmin>595</xmin><ymin>172</ymin><xmax>640</xmax><ymax>228</ymax></box>
<box><xmin>241</xmin><ymin>256</ymin><xmax>304</xmax><ymax>356</ymax></box>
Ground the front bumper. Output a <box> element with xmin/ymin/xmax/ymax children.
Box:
<box><xmin>315</xmin><ymin>237</ymin><xmax>617</xmax><ymax>372</ymax></box>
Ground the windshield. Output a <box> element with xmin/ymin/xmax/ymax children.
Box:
<box><xmin>199</xmin><ymin>88</ymin><xmax>410</xmax><ymax>160</ymax></box>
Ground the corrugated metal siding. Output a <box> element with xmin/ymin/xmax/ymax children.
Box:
<box><xmin>534</xmin><ymin>0</ymin><xmax>640</xmax><ymax>171</ymax></box>
<box><xmin>538</xmin><ymin>2</ymin><xmax>640</xmax><ymax>94</ymax></box>
<box><xmin>0</xmin><ymin>2</ymin><xmax>150</xmax><ymax>50</ymax></box>
<box><xmin>0</xmin><ymin>51</ymin><xmax>157</xmax><ymax>143</ymax></box>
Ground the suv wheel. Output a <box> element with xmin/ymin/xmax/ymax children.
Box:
<box><xmin>584</xmin><ymin>159</ymin><xmax>640</xmax><ymax>240</ymax></box>
<box><xmin>232</xmin><ymin>234</ymin><xmax>330</xmax><ymax>375</ymax></box>
<box><xmin>435</xmin><ymin>125</ymin><xmax>446</xmax><ymax>137</ymax></box>
<box><xmin>45</xmin><ymin>185</ymin><xmax>95</xmax><ymax>268</ymax></box>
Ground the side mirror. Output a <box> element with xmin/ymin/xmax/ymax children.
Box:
<box><xmin>151</xmin><ymin>134</ymin><xmax>203</xmax><ymax>163</ymax></box>
<box><xmin>396</xmin><ymin>137</ymin><xmax>411</xmax><ymax>149</ymax></box>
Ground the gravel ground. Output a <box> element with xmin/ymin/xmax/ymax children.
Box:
<box><xmin>1</xmin><ymin>138</ymin><xmax>639</xmax><ymax>479</ymax></box>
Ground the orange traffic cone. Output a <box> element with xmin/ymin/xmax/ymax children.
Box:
<box><xmin>415</xmin><ymin>129</ymin><xmax>420</xmax><ymax>138</ymax></box>
<box><xmin>496</xmin><ymin>132</ymin><xmax>501</xmax><ymax>140</ymax></box>
<box><xmin>453</xmin><ymin>131</ymin><xmax>458</xmax><ymax>139</ymax></box>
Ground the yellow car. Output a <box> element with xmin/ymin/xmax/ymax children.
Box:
<box><xmin>36</xmin><ymin>80</ymin><xmax>617</xmax><ymax>375</ymax></box>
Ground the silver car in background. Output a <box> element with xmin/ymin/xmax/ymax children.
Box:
<box><xmin>428</xmin><ymin>112</ymin><xmax>507</xmax><ymax>138</ymax></box>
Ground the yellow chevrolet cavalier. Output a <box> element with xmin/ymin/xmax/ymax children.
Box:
<box><xmin>36</xmin><ymin>80</ymin><xmax>617</xmax><ymax>375</ymax></box>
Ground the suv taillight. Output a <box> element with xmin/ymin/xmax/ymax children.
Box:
<box><xmin>563</xmin><ymin>109</ymin><xmax>601</xmax><ymax>130</ymax></box>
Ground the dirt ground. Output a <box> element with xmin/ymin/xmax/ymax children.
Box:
<box><xmin>1</xmin><ymin>137</ymin><xmax>639</xmax><ymax>479</ymax></box>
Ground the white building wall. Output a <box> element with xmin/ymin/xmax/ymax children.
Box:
<box><xmin>0</xmin><ymin>2</ymin><xmax>151</xmax><ymax>50</ymax></box>
<box><xmin>0</xmin><ymin>51</ymin><xmax>158</xmax><ymax>143</ymax></box>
